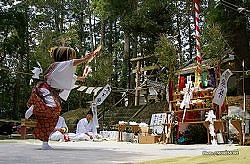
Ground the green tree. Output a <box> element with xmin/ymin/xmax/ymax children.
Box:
<box><xmin>207</xmin><ymin>0</ymin><xmax>249</xmax><ymax>67</ymax></box>
<box><xmin>204</xmin><ymin>0</ymin><xmax>249</xmax><ymax>94</ymax></box>
<box><xmin>0</xmin><ymin>1</ymin><xmax>31</xmax><ymax>119</ymax></box>
<box><xmin>155</xmin><ymin>34</ymin><xmax>178</xmax><ymax>84</ymax></box>
<box><xmin>201</xmin><ymin>22</ymin><xmax>233</xmax><ymax>66</ymax></box>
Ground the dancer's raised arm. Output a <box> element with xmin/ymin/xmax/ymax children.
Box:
<box><xmin>73</xmin><ymin>53</ymin><xmax>93</xmax><ymax>66</ymax></box>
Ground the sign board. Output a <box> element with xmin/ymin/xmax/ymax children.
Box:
<box><xmin>213</xmin><ymin>69</ymin><xmax>232</xmax><ymax>106</ymax></box>
<box><xmin>94</xmin><ymin>84</ymin><xmax>111</xmax><ymax>106</ymax></box>
<box><xmin>150</xmin><ymin>113</ymin><xmax>167</xmax><ymax>135</ymax></box>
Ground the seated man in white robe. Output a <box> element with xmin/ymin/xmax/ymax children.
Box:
<box><xmin>49</xmin><ymin>116</ymin><xmax>69</xmax><ymax>141</ymax></box>
<box><xmin>75</xmin><ymin>110</ymin><xmax>101</xmax><ymax>141</ymax></box>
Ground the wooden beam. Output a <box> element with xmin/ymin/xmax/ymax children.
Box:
<box><xmin>130</xmin><ymin>54</ymin><xmax>156</xmax><ymax>62</ymax></box>
<box><xmin>132</xmin><ymin>65</ymin><xmax>160</xmax><ymax>73</ymax></box>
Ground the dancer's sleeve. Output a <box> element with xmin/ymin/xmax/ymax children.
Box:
<box><xmin>46</xmin><ymin>60</ymin><xmax>77</xmax><ymax>90</ymax></box>
<box><xmin>46</xmin><ymin>60</ymin><xmax>77</xmax><ymax>100</ymax></box>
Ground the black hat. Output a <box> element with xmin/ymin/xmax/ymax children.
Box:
<box><xmin>51</xmin><ymin>47</ymin><xmax>76</xmax><ymax>62</ymax></box>
<box><xmin>87</xmin><ymin>109</ymin><xmax>93</xmax><ymax>116</ymax></box>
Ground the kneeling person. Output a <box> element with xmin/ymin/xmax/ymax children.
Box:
<box><xmin>50</xmin><ymin>116</ymin><xmax>69</xmax><ymax>141</ymax></box>
<box><xmin>76</xmin><ymin>110</ymin><xmax>101</xmax><ymax>141</ymax></box>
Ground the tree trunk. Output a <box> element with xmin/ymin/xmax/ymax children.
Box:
<box><xmin>100</xmin><ymin>20</ymin><xmax>106</xmax><ymax>46</ymax></box>
<box><xmin>232</xmin><ymin>18</ymin><xmax>250</xmax><ymax>95</ymax></box>
<box><xmin>187</xmin><ymin>0</ymin><xmax>193</xmax><ymax>60</ymax></box>
<box><xmin>131</xmin><ymin>35</ymin><xmax>138</xmax><ymax>89</ymax></box>
<box><xmin>124</xmin><ymin>30</ymin><xmax>131</xmax><ymax>105</ymax></box>
<box><xmin>124</xmin><ymin>30</ymin><xmax>130</xmax><ymax>88</ymax></box>
<box><xmin>113</xmin><ymin>20</ymin><xmax>119</xmax><ymax>88</ymax></box>
<box><xmin>175</xmin><ymin>1</ymin><xmax>182</xmax><ymax>65</ymax></box>
<box><xmin>88</xmin><ymin>0</ymin><xmax>94</xmax><ymax>51</ymax></box>
<box><xmin>108</xmin><ymin>20</ymin><xmax>113</xmax><ymax>53</ymax></box>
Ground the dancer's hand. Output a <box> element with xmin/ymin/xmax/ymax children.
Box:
<box><xmin>77</xmin><ymin>76</ymin><xmax>86</xmax><ymax>82</ymax></box>
<box><xmin>73</xmin><ymin>53</ymin><xmax>94</xmax><ymax>66</ymax></box>
<box><xmin>73</xmin><ymin>45</ymin><xmax>102</xmax><ymax>66</ymax></box>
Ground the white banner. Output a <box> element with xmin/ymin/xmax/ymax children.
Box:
<box><xmin>213</xmin><ymin>69</ymin><xmax>233</xmax><ymax>106</ymax></box>
<box><xmin>93</xmin><ymin>87</ymin><xmax>103</xmax><ymax>96</ymax></box>
<box><xmin>165</xmin><ymin>84</ymin><xmax>169</xmax><ymax>103</ymax></box>
<box><xmin>180</xmin><ymin>82</ymin><xmax>193</xmax><ymax>110</ymax></box>
<box><xmin>91</xmin><ymin>102</ymin><xmax>99</xmax><ymax>128</ymax></box>
<box><xmin>85</xmin><ymin>87</ymin><xmax>95</xmax><ymax>94</ymax></box>
<box><xmin>95</xmin><ymin>84</ymin><xmax>112</xmax><ymax>106</ymax></box>
<box><xmin>77</xmin><ymin>86</ymin><xmax>87</xmax><ymax>92</ymax></box>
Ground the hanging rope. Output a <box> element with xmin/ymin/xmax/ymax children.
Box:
<box><xmin>218</xmin><ymin>0</ymin><xmax>250</xmax><ymax>16</ymax></box>
<box><xmin>0</xmin><ymin>66</ymin><xmax>34</xmax><ymax>76</ymax></box>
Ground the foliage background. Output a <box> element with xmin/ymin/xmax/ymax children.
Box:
<box><xmin>0</xmin><ymin>0</ymin><xmax>249</xmax><ymax>120</ymax></box>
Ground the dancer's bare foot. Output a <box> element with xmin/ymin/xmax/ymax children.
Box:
<box><xmin>42</xmin><ymin>142</ymin><xmax>53</xmax><ymax>150</ymax></box>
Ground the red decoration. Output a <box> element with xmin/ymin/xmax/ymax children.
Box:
<box><xmin>178</xmin><ymin>76</ymin><xmax>185</xmax><ymax>91</ymax></box>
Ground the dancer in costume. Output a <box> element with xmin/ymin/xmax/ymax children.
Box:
<box><xmin>25</xmin><ymin>46</ymin><xmax>100</xmax><ymax>149</ymax></box>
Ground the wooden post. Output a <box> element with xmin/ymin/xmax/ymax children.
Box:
<box><xmin>203</xmin><ymin>121</ymin><xmax>210</xmax><ymax>144</ymax></box>
<box><xmin>135</xmin><ymin>61</ymin><xmax>141</xmax><ymax>106</ymax></box>
<box><xmin>231</xmin><ymin>120</ymin><xmax>243</xmax><ymax>145</ymax></box>
<box><xmin>20</xmin><ymin>125</ymin><xmax>27</xmax><ymax>139</ymax></box>
<box><xmin>118</xmin><ymin>124</ymin><xmax>126</xmax><ymax>141</ymax></box>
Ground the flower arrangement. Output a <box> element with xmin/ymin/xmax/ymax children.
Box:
<box><xmin>221</xmin><ymin>114</ymin><xmax>243</xmax><ymax>121</ymax></box>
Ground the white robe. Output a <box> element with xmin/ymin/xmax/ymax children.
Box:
<box><xmin>75</xmin><ymin>118</ymin><xmax>98</xmax><ymax>141</ymax></box>
<box><xmin>49</xmin><ymin>116</ymin><xmax>68</xmax><ymax>141</ymax></box>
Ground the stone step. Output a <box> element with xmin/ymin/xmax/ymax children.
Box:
<box><xmin>98</xmin><ymin>101</ymin><xmax>167</xmax><ymax>130</ymax></box>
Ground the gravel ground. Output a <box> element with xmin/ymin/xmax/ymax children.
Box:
<box><xmin>0</xmin><ymin>139</ymin><xmax>239</xmax><ymax>164</ymax></box>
